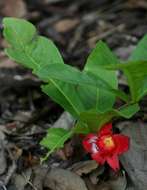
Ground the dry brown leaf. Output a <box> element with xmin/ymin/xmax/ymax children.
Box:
<box><xmin>44</xmin><ymin>168</ymin><xmax>88</xmax><ymax>190</ymax></box>
<box><xmin>108</xmin><ymin>172</ymin><xmax>127</xmax><ymax>190</ymax></box>
<box><xmin>117</xmin><ymin>121</ymin><xmax>147</xmax><ymax>189</ymax></box>
<box><xmin>84</xmin><ymin>177</ymin><xmax>96</xmax><ymax>190</ymax></box>
<box><xmin>54</xmin><ymin>18</ymin><xmax>79</xmax><ymax>33</ymax></box>
<box><xmin>126</xmin><ymin>0</ymin><xmax>147</xmax><ymax>9</ymax></box>
<box><xmin>13</xmin><ymin>169</ymin><xmax>32</xmax><ymax>190</ymax></box>
<box><xmin>69</xmin><ymin>160</ymin><xmax>98</xmax><ymax>176</ymax></box>
<box><xmin>89</xmin><ymin>166</ymin><xmax>104</xmax><ymax>185</ymax></box>
<box><xmin>0</xmin><ymin>0</ymin><xmax>27</xmax><ymax>17</ymax></box>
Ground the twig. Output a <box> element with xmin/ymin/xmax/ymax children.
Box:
<box><xmin>22</xmin><ymin>172</ymin><xmax>38</xmax><ymax>190</ymax></box>
<box><xmin>0</xmin><ymin>181</ymin><xmax>7</xmax><ymax>190</ymax></box>
<box><xmin>88</xmin><ymin>24</ymin><xmax>125</xmax><ymax>46</ymax></box>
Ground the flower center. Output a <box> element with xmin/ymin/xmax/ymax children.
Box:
<box><xmin>103</xmin><ymin>136</ymin><xmax>115</xmax><ymax>148</ymax></box>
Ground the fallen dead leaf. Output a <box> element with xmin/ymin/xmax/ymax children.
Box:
<box><xmin>108</xmin><ymin>171</ymin><xmax>127</xmax><ymax>190</ymax></box>
<box><xmin>33</xmin><ymin>166</ymin><xmax>48</xmax><ymax>190</ymax></box>
<box><xmin>69</xmin><ymin>160</ymin><xmax>98</xmax><ymax>176</ymax></box>
<box><xmin>13</xmin><ymin>169</ymin><xmax>32</xmax><ymax>190</ymax></box>
<box><xmin>94</xmin><ymin>182</ymin><xmax>111</xmax><ymax>190</ymax></box>
<box><xmin>0</xmin><ymin>0</ymin><xmax>27</xmax><ymax>17</ymax></box>
<box><xmin>44</xmin><ymin>168</ymin><xmax>88</xmax><ymax>190</ymax></box>
<box><xmin>117</xmin><ymin>121</ymin><xmax>147</xmax><ymax>189</ymax></box>
<box><xmin>56</xmin><ymin>140</ymin><xmax>74</xmax><ymax>160</ymax></box>
<box><xmin>54</xmin><ymin>18</ymin><xmax>80</xmax><ymax>33</ymax></box>
<box><xmin>84</xmin><ymin>177</ymin><xmax>96</xmax><ymax>190</ymax></box>
<box><xmin>89</xmin><ymin>166</ymin><xmax>104</xmax><ymax>185</ymax></box>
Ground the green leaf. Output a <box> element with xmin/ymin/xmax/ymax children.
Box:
<box><xmin>79</xmin><ymin>110</ymin><xmax>115</xmax><ymax>132</ymax></box>
<box><xmin>3</xmin><ymin>18</ymin><xmax>64</xmax><ymax>69</ymax></box>
<box><xmin>3</xmin><ymin>18</ymin><xmax>36</xmax><ymax>49</ymax></box>
<box><xmin>79</xmin><ymin>103</ymin><xmax>140</xmax><ymax>132</ymax></box>
<box><xmin>83</xmin><ymin>41</ymin><xmax>118</xmax><ymax>112</ymax></box>
<box><xmin>35</xmin><ymin>63</ymin><xmax>97</xmax><ymax>85</ymax></box>
<box><xmin>35</xmin><ymin>63</ymin><xmax>114</xmax><ymax>89</ymax></box>
<box><xmin>128</xmin><ymin>34</ymin><xmax>147</xmax><ymax>101</ymax></box>
<box><xmin>113</xmin><ymin>103</ymin><xmax>140</xmax><ymax>119</ymax></box>
<box><xmin>105</xmin><ymin>61</ymin><xmax>147</xmax><ymax>102</ymax></box>
<box><xmin>42</xmin><ymin>82</ymin><xmax>86</xmax><ymax>117</ymax></box>
<box><xmin>40</xmin><ymin>128</ymin><xmax>72</xmax><ymax>153</ymax></box>
<box><xmin>37</xmin><ymin>64</ymin><xmax>128</xmax><ymax>103</ymax></box>
<box><xmin>129</xmin><ymin>35</ymin><xmax>147</xmax><ymax>61</ymax></box>
<box><xmin>2</xmin><ymin>18</ymin><xmax>87</xmax><ymax>118</ymax></box>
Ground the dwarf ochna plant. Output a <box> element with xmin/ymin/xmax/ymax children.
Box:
<box><xmin>3</xmin><ymin>18</ymin><xmax>147</xmax><ymax>161</ymax></box>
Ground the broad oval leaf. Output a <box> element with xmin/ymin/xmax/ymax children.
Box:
<box><xmin>105</xmin><ymin>61</ymin><xmax>147</xmax><ymax>102</ymax></box>
<box><xmin>83</xmin><ymin>41</ymin><xmax>118</xmax><ymax>112</ymax></box>
<box><xmin>2</xmin><ymin>18</ymin><xmax>86</xmax><ymax>118</ymax></box>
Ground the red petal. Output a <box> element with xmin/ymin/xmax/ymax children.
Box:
<box><xmin>82</xmin><ymin>134</ymin><xmax>98</xmax><ymax>153</ymax></box>
<box><xmin>98</xmin><ymin>123</ymin><xmax>112</xmax><ymax>137</ymax></box>
<box><xmin>91</xmin><ymin>152</ymin><xmax>105</xmax><ymax>165</ymax></box>
<box><xmin>106</xmin><ymin>154</ymin><xmax>120</xmax><ymax>171</ymax></box>
<box><xmin>113</xmin><ymin>134</ymin><xmax>130</xmax><ymax>155</ymax></box>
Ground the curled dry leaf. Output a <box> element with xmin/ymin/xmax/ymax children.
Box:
<box><xmin>69</xmin><ymin>160</ymin><xmax>98</xmax><ymax>176</ymax></box>
<box><xmin>44</xmin><ymin>168</ymin><xmax>88</xmax><ymax>190</ymax></box>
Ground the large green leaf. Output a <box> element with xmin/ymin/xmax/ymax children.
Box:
<box><xmin>83</xmin><ymin>41</ymin><xmax>118</xmax><ymax>112</ymax></box>
<box><xmin>129</xmin><ymin>35</ymin><xmax>147</xmax><ymax>61</ymax></box>
<box><xmin>36</xmin><ymin>63</ymin><xmax>115</xmax><ymax>89</ymax></box>
<box><xmin>42</xmin><ymin>82</ymin><xmax>85</xmax><ymax>117</ymax></box>
<box><xmin>36</xmin><ymin>64</ymin><xmax>128</xmax><ymax>102</ymax></box>
<box><xmin>35</xmin><ymin>63</ymin><xmax>101</xmax><ymax>85</ymax></box>
<box><xmin>79</xmin><ymin>110</ymin><xmax>115</xmax><ymax>132</ymax></box>
<box><xmin>113</xmin><ymin>103</ymin><xmax>140</xmax><ymax>119</ymax></box>
<box><xmin>3</xmin><ymin>18</ymin><xmax>64</xmax><ymax>69</ymax></box>
<box><xmin>2</xmin><ymin>18</ymin><xmax>88</xmax><ymax>118</ymax></box>
<box><xmin>128</xmin><ymin>34</ymin><xmax>147</xmax><ymax>101</ymax></box>
<box><xmin>105</xmin><ymin>61</ymin><xmax>147</xmax><ymax>102</ymax></box>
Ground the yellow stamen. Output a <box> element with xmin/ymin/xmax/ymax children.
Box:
<box><xmin>103</xmin><ymin>136</ymin><xmax>115</xmax><ymax>148</ymax></box>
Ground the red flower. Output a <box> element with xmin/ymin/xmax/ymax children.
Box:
<box><xmin>82</xmin><ymin>123</ymin><xmax>129</xmax><ymax>171</ymax></box>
